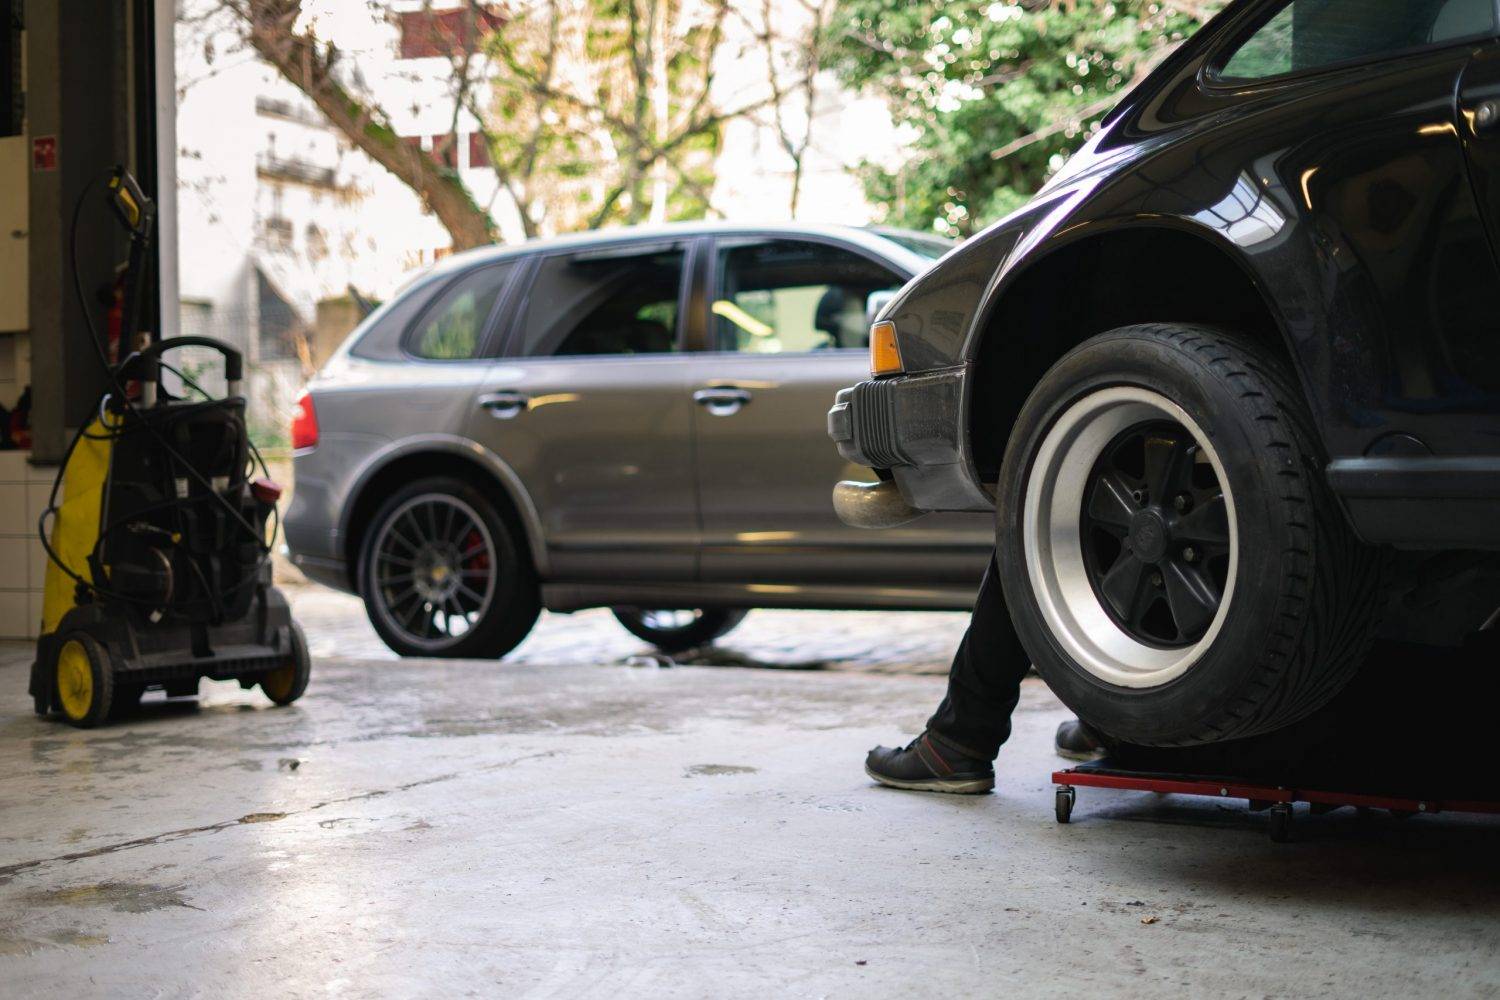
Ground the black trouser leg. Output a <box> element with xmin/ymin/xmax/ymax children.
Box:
<box><xmin>924</xmin><ymin>553</ymin><xmax>1031</xmax><ymax>761</ymax></box>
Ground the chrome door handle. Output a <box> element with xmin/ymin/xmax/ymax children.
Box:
<box><xmin>693</xmin><ymin>386</ymin><xmax>752</xmax><ymax>416</ymax></box>
<box><xmin>479</xmin><ymin>390</ymin><xmax>529</xmax><ymax>419</ymax></box>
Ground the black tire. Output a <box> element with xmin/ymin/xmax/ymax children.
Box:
<box><xmin>610</xmin><ymin>608</ymin><xmax>749</xmax><ymax>653</ymax></box>
<box><xmin>262</xmin><ymin>622</ymin><xmax>312</xmax><ymax>706</ymax></box>
<box><xmin>53</xmin><ymin>632</ymin><xmax>114</xmax><ymax>728</ymax></box>
<box><xmin>359</xmin><ymin>476</ymin><xmax>540</xmax><ymax>659</ymax></box>
<box><xmin>995</xmin><ymin>324</ymin><xmax>1383</xmax><ymax>747</ymax></box>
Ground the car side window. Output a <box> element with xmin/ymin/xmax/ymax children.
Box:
<box><xmin>1218</xmin><ymin>0</ymin><xmax>1495</xmax><ymax>81</ymax></box>
<box><xmin>713</xmin><ymin>240</ymin><xmax>903</xmax><ymax>353</ymax></box>
<box><xmin>518</xmin><ymin>247</ymin><xmax>685</xmax><ymax>357</ymax></box>
<box><xmin>406</xmin><ymin>262</ymin><xmax>514</xmax><ymax>361</ymax></box>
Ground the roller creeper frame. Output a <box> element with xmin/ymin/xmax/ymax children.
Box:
<box><xmin>1052</xmin><ymin>761</ymin><xmax>1500</xmax><ymax>843</ymax></box>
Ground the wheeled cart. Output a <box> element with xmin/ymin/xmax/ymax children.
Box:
<box><xmin>1053</xmin><ymin>760</ymin><xmax>1500</xmax><ymax>842</ymax></box>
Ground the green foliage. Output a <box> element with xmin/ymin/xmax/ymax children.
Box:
<box><xmin>829</xmin><ymin>0</ymin><xmax>1220</xmax><ymax>236</ymax></box>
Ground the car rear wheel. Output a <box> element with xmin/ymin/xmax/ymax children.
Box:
<box><xmin>996</xmin><ymin>324</ymin><xmax>1383</xmax><ymax>746</ymax></box>
<box><xmin>611</xmin><ymin>608</ymin><xmax>749</xmax><ymax>653</ymax></box>
<box><xmin>360</xmin><ymin>477</ymin><xmax>540</xmax><ymax>659</ymax></box>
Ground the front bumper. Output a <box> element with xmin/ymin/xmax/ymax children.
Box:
<box><xmin>827</xmin><ymin>368</ymin><xmax>992</xmax><ymax>518</ymax></box>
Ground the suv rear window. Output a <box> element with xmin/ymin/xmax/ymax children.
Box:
<box><xmin>1218</xmin><ymin>0</ymin><xmax>1495</xmax><ymax>81</ymax></box>
<box><xmin>405</xmin><ymin>262</ymin><xmax>515</xmax><ymax>361</ymax></box>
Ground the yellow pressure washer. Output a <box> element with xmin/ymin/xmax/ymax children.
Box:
<box><xmin>29</xmin><ymin>167</ymin><xmax>309</xmax><ymax>727</ymax></box>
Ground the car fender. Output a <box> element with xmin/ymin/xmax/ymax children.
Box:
<box><xmin>943</xmin><ymin>154</ymin><xmax>1398</xmax><ymax>469</ymax></box>
<box><xmin>340</xmin><ymin>432</ymin><xmax>552</xmax><ymax>578</ymax></box>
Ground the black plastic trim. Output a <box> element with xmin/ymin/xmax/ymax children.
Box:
<box><xmin>1327</xmin><ymin>457</ymin><xmax>1500</xmax><ymax>499</ymax></box>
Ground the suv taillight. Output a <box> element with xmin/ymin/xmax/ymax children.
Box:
<box><xmin>291</xmin><ymin>390</ymin><xmax>319</xmax><ymax>450</ymax></box>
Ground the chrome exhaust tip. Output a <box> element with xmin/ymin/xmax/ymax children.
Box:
<box><xmin>832</xmin><ymin>479</ymin><xmax>924</xmax><ymax>529</ymax></box>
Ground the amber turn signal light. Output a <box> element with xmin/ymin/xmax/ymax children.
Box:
<box><xmin>870</xmin><ymin>321</ymin><xmax>903</xmax><ymax>376</ymax></box>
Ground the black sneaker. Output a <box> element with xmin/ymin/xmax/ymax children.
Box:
<box><xmin>865</xmin><ymin>732</ymin><xmax>995</xmax><ymax>794</ymax></box>
<box><xmin>1054</xmin><ymin>718</ymin><xmax>1105</xmax><ymax>762</ymax></box>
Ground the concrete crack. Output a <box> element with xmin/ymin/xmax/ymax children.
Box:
<box><xmin>0</xmin><ymin>750</ymin><xmax>559</xmax><ymax>882</ymax></box>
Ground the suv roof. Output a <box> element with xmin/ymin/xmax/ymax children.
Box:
<box><xmin>426</xmin><ymin>221</ymin><xmax>952</xmax><ymax>280</ymax></box>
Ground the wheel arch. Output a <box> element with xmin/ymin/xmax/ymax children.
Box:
<box><xmin>965</xmin><ymin>222</ymin><xmax>1304</xmax><ymax>482</ymax></box>
<box><xmin>339</xmin><ymin>436</ymin><xmax>549</xmax><ymax>590</ymax></box>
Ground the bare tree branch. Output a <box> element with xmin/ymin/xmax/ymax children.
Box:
<box><xmin>229</xmin><ymin>0</ymin><xmax>497</xmax><ymax>248</ymax></box>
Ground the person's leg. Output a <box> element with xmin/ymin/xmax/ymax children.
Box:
<box><xmin>1053</xmin><ymin>718</ymin><xmax>1106</xmax><ymax>762</ymax></box>
<box><xmin>922</xmin><ymin>552</ymin><xmax>1031</xmax><ymax>761</ymax></box>
<box><xmin>865</xmin><ymin>553</ymin><xmax>1034</xmax><ymax>793</ymax></box>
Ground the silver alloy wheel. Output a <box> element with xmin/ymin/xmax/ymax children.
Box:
<box><xmin>1023</xmin><ymin>386</ymin><xmax>1239</xmax><ymax>689</ymax></box>
<box><xmin>370</xmin><ymin>493</ymin><xmax>498</xmax><ymax>652</ymax></box>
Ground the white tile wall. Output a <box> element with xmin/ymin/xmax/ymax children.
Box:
<box><xmin>0</xmin><ymin>590</ymin><xmax>27</xmax><ymax>641</ymax></box>
<box><xmin>0</xmin><ymin>535</ymin><xmax>28</xmax><ymax>588</ymax></box>
<box><xmin>0</xmin><ymin>450</ymin><xmax>56</xmax><ymax>639</ymax></box>
<box><xmin>0</xmin><ymin>332</ymin><xmax>28</xmax><ymax>397</ymax></box>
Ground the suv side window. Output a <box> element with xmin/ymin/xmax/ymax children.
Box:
<box><xmin>1219</xmin><ymin>0</ymin><xmax>1495</xmax><ymax>81</ymax></box>
<box><xmin>713</xmin><ymin>239</ymin><xmax>902</xmax><ymax>353</ymax></box>
<box><xmin>517</xmin><ymin>246</ymin><xmax>685</xmax><ymax>357</ymax></box>
<box><xmin>406</xmin><ymin>262</ymin><xmax>515</xmax><ymax>361</ymax></box>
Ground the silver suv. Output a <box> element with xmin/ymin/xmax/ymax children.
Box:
<box><xmin>285</xmin><ymin>223</ymin><xmax>990</xmax><ymax>657</ymax></box>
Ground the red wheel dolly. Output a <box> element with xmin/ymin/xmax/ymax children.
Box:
<box><xmin>1052</xmin><ymin>761</ymin><xmax>1500</xmax><ymax>842</ymax></box>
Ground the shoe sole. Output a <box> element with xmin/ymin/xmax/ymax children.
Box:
<box><xmin>1055</xmin><ymin>746</ymin><xmax>1106</xmax><ymax>763</ymax></box>
<box><xmin>864</xmin><ymin>764</ymin><xmax>994</xmax><ymax>795</ymax></box>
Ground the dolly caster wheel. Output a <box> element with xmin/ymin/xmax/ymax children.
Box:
<box><xmin>1055</xmin><ymin>786</ymin><xmax>1076</xmax><ymax>824</ymax></box>
<box><xmin>1268</xmin><ymin>802</ymin><xmax>1293</xmax><ymax>843</ymax></box>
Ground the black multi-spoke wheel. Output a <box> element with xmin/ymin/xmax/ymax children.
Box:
<box><xmin>1082</xmin><ymin>422</ymin><xmax>1232</xmax><ymax>647</ymax></box>
<box><xmin>360</xmin><ymin>476</ymin><xmax>540</xmax><ymax>659</ymax></box>
<box><xmin>611</xmin><ymin>607</ymin><xmax>749</xmax><ymax>653</ymax></box>
<box><xmin>996</xmin><ymin>324</ymin><xmax>1382</xmax><ymax>747</ymax></box>
<box><xmin>372</xmin><ymin>493</ymin><xmax>496</xmax><ymax>649</ymax></box>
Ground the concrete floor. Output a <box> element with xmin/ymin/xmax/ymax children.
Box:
<box><xmin>2</xmin><ymin>614</ymin><xmax>1499</xmax><ymax>998</ymax></box>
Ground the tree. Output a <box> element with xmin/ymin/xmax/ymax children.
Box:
<box><xmin>731</xmin><ymin>0</ymin><xmax>837</xmax><ymax>218</ymax></box>
<box><xmin>209</xmin><ymin>0</ymin><xmax>761</xmax><ymax>246</ymax></box>
<box><xmin>227</xmin><ymin>0</ymin><xmax>498</xmax><ymax>249</ymax></box>
<box><xmin>477</xmin><ymin>0</ymin><xmax>738</xmax><ymax>235</ymax></box>
<box><xmin>828</xmin><ymin>0</ymin><xmax>1221</xmax><ymax>237</ymax></box>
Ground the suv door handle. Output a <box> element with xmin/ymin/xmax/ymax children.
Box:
<box><xmin>693</xmin><ymin>386</ymin><xmax>752</xmax><ymax>416</ymax></box>
<box><xmin>479</xmin><ymin>390</ymin><xmax>529</xmax><ymax>419</ymax></box>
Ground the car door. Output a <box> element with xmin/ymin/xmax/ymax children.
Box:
<box><xmin>1205</xmin><ymin>0</ymin><xmax>1500</xmax><ymax>426</ymax></box>
<box><xmin>465</xmin><ymin>240</ymin><xmax>700</xmax><ymax>581</ymax></box>
<box><xmin>690</xmin><ymin>235</ymin><xmax>990</xmax><ymax>589</ymax></box>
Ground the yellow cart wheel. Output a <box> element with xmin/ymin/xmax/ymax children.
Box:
<box><xmin>261</xmin><ymin>622</ymin><xmax>311</xmax><ymax>707</ymax></box>
<box><xmin>54</xmin><ymin>633</ymin><xmax>114</xmax><ymax>728</ymax></box>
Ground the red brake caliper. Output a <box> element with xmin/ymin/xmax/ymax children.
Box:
<box><xmin>462</xmin><ymin>529</ymin><xmax>489</xmax><ymax>579</ymax></box>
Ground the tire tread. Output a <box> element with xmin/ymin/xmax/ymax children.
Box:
<box><xmin>1000</xmin><ymin>323</ymin><xmax>1385</xmax><ymax>746</ymax></box>
<box><xmin>1134</xmin><ymin>324</ymin><xmax>1383</xmax><ymax>744</ymax></box>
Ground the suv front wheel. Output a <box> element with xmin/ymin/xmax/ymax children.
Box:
<box><xmin>611</xmin><ymin>608</ymin><xmax>749</xmax><ymax>653</ymax></box>
<box><xmin>996</xmin><ymin>324</ymin><xmax>1383</xmax><ymax>746</ymax></box>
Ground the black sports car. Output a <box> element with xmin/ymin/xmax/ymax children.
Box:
<box><xmin>829</xmin><ymin>0</ymin><xmax>1500</xmax><ymax>747</ymax></box>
